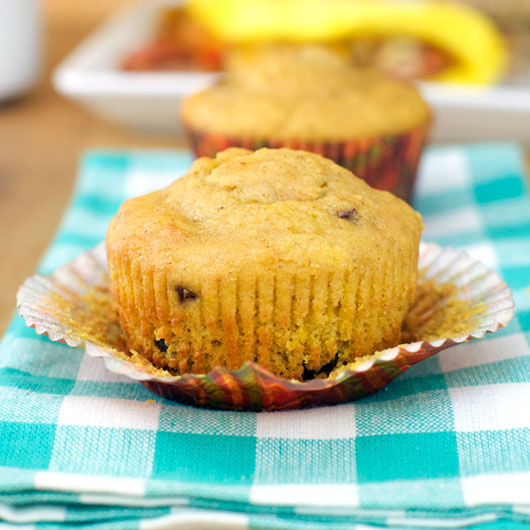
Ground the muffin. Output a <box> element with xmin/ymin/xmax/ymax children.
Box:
<box><xmin>181</xmin><ymin>46</ymin><xmax>431</xmax><ymax>202</ymax></box>
<box><xmin>106</xmin><ymin>147</ymin><xmax>423</xmax><ymax>380</ymax></box>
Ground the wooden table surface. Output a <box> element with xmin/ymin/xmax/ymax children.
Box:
<box><xmin>1</xmin><ymin>2</ymin><xmax>529</xmax><ymax>335</ymax></box>
<box><xmin>0</xmin><ymin>1</ymin><xmax>186</xmax><ymax>333</ymax></box>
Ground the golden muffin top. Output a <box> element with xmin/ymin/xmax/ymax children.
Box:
<box><xmin>106</xmin><ymin>148</ymin><xmax>422</xmax><ymax>286</ymax></box>
<box><xmin>181</xmin><ymin>46</ymin><xmax>430</xmax><ymax>141</ymax></box>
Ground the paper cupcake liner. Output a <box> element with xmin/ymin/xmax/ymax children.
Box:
<box><xmin>183</xmin><ymin>121</ymin><xmax>430</xmax><ymax>202</ymax></box>
<box><xmin>17</xmin><ymin>242</ymin><xmax>513</xmax><ymax>411</ymax></box>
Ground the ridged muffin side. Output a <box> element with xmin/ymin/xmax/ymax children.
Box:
<box><xmin>106</xmin><ymin>148</ymin><xmax>422</xmax><ymax>380</ymax></box>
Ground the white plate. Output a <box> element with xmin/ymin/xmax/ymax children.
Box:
<box><xmin>53</xmin><ymin>0</ymin><xmax>530</xmax><ymax>143</ymax></box>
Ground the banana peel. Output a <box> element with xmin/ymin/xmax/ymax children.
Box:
<box><xmin>187</xmin><ymin>0</ymin><xmax>507</xmax><ymax>85</ymax></box>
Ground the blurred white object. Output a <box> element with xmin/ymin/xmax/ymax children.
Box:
<box><xmin>53</xmin><ymin>0</ymin><xmax>214</xmax><ymax>134</ymax></box>
<box><xmin>0</xmin><ymin>0</ymin><xmax>42</xmax><ymax>101</ymax></box>
<box><xmin>53</xmin><ymin>0</ymin><xmax>530</xmax><ymax>142</ymax></box>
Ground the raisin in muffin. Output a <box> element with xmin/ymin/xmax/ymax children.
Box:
<box><xmin>181</xmin><ymin>46</ymin><xmax>430</xmax><ymax>201</ymax></box>
<box><xmin>106</xmin><ymin>148</ymin><xmax>422</xmax><ymax>380</ymax></box>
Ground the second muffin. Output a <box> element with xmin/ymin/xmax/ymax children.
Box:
<box><xmin>106</xmin><ymin>148</ymin><xmax>423</xmax><ymax>380</ymax></box>
<box><xmin>181</xmin><ymin>46</ymin><xmax>431</xmax><ymax>202</ymax></box>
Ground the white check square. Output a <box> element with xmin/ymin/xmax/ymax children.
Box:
<box><xmin>463</xmin><ymin>242</ymin><xmax>499</xmax><ymax>270</ymax></box>
<box><xmin>462</xmin><ymin>472</ymin><xmax>530</xmax><ymax>505</ymax></box>
<box><xmin>449</xmin><ymin>383</ymin><xmax>530</xmax><ymax>432</ymax></box>
<box><xmin>256</xmin><ymin>404</ymin><xmax>355</xmax><ymax>440</ymax></box>
<box><xmin>440</xmin><ymin>333</ymin><xmax>530</xmax><ymax>373</ymax></box>
<box><xmin>416</xmin><ymin>148</ymin><xmax>470</xmax><ymax>195</ymax></box>
<box><xmin>76</xmin><ymin>353</ymin><xmax>132</xmax><ymax>383</ymax></box>
<box><xmin>125</xmin><ymin>168</ymin><xmax>181</xmax><ymax>199</ymax></box>
<box><xmin>422</xmin><ymin>206</ymin><xmax>482</xmax><ymax>240</ymax></box>
<box><xmin>58</xmin><ymin>395</ymin><xmax>161</xmax><ymax>431</ymax></box>
<box><xmin>250</xmin><ymin>484</ymin><xmax>359</xmax><ymax>507</ymax></box>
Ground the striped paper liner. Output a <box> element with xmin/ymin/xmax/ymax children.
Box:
<box><xmin>183</xmin><ymin>121</ymin><xmax>430</xmax><ymax>203</ymax></box>
<box><xmin>17</xmin><ymin>242</ymin><xmax>513</xmax><ymax>411</ymax></box>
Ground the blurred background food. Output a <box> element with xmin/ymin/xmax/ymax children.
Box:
<box><xmin>453</xmin><ymin>0</ymin><xmax>530</xmax><ymax>82</ymax></box>
<box><xmin>122</xmin><ymin>6</ymin><xmax>224</xmax><ymax>72</ymax></box>
<box><xmin>52</xmin><ymin>0</ymin><xmax>530</xmax><ymax>142</ymax></box>
<box><xmin>181</xmin><ymin>45</ymin><xmax>430</xmax><ymax>202</ymax></box>
<box><xmin>186</xmin><ymin>0</ymin><xmax>507</xmax><ymax>85</ymax></box>
<box><xmin>123</xmin><ymin>0</ymin><xmax>517</xmax><ymax>86</ymax></box>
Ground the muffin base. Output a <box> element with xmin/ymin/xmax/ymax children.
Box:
<box><xmin>183</xmin><ymin>121</ymin><xmax>430</xmax><ymax>202</ymax></box>
<box><xmin>17</xmin><ymin>242</ymin><xmax>514</xmax><ymax>411</ymax></box>
<box><xmin>109</xmin><ymin>257</ymin><xmax>416</xmax><ymax>381</ymax></box>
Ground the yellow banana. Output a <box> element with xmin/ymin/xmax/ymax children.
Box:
<box><xmin>187</xmin><ymin>0</ymin><xmax>507</xmax><ymax>84</ymax></box>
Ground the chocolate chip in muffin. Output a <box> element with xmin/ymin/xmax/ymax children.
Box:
<box><xmin>337</xmin><ymin>209</ymin><xmax>356</xmax><ymax>221</ymax></box>
<box><xmin>302</xmin><ymin>365</ymin><xmax>317</xmax><ymax>380</ymax></box>
<box><xmin>176</xmin><ymin>286</ymin><xmax>198</xmax><ymax>303</ymax></box>
<box><xmin>302</xmin><ymin>352</ymin><xmax>340</xmax><ymax>380</ymax></box>
<box><xmin>155</xmin><ymin>338</ymin><xmax>168</xmax><ymax>352</ymax></box>
<box><xmin>318</xmin><ymin>352</ymin><xmax>340</xmax><ymax>375</ymax></box>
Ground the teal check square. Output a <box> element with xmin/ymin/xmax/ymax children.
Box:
<box><xmin>49</xmin><ymin>426</ymin><xmax>156</xmax><ymax>477</ymax></box>
<box><xmin>73</xmin><ymin>194</ymin><xmax>124</xmax><ymax>217</ymax></box>
<box><xmin>70</xmin><ymin>381</ymin><xmax>154</xmax><ymax>401</ymax></box>
<box><xmin>0</xmin><ymin>368</ymin><xmax>76</xmax><ymax>395</ymax></box>
<box><xmin>79</xmin><ymin>151</ymin><xmax>130</xmax><ymax>198</ymax></box>
<box><xmin>444</xmin><ymin>356</ymin><xmax>530</xmax><ymax>387</ymax></box>
<box><xmin>0</xmin><ymin>338</ymin><xmax>83</xmax><ymax>380</ymax></box>
<box><xmin>518</xmin><ymin>310</ymin><xmax>530</xmax><ymax>331</ymax></box>
<box><xmin>466</xmin><ymin>143</ymin><xmax>528</xmax><ymax>185</ymax></box>
<box><xmin>487</xmin><ymin>223</ymin><xmax>530</xmax><ymax>239</ymax></box>
<box><xmin>358</xmin><ymin>478</ymin><xmax>464</xmax><ymax>509</ymax></box>
<box><xmin>0</xmin><ymin>387</ymin><xmax>63</xmax><ymax>425</ymax></box>
<box><xmin>365</xmin><ymin>373</ymin><xmax>449</xmax><ymax>401</ymax></box>
<box><xmin>82</xmin><ymin>150</ymin><xmax>131</xmax><ymax>170</ymax></box>
<box><xmin>474</xmin><ymin>177</ymin><xmax>526</xmax><ymax>204</ymax></box>
<box><xmin>127</xmin><ymin>150</ymin><xmax>194</xmax><ymax>171</ymax></box>
<box><xmin>414</xmin><ymin>188</ymin><xmax>474</xmax><ymax>217</ymax></box>
<box><xmin>480</xmin><ymin>198</ymin><xmax>530</xmax><ymax>231</ymax></box>
<box><xmin>434</xmin><ymin>231</ymin><xmax>487</xmax><ymax>249</ymax></box>
<box><xmin>158</xmin><ymin>405</ymin><xmax>256</xmax><ymax>436</ymax></box>
<box><xmin>393</xmin><ymin>355</ymin><xmax>442</xmax><ymax>380</ymax></box>
<box><xmin>457</xmin><ymin>429</ymin><xmax>530</xmax><ymax>476</ymax></box>
<box><xmin>356</xmin><ymin>432</ymin><xmax>460</xmax><ymax>482</ymax></box>
<box><xmin>513</xmin><ymin>288</ymin><xmax>530</xmax><ymax>312</ymax></box>
<box><xmin>487</xmin><ymin>222</ymin><xmax>530</xmax><ymax>241</ymax></box>
<box><xmin>502</xmin><ymin>265</ymin><xmax>530</xmax><ymax>290</ymax></box>
<box><xmin>0</xmin><ymin>467</ymin><xmax>37</xmax><ymax>489</ymax></box>
<box><xmin>254</xmin><ymin>439</ymin><xmax>356</xmax><ymax>484</ymax></box>
<box><xmin>3</xmin><ymin>315</ymin><xmax>54</xmax><ymax>342</ymax></box>
<box><xmin>59</xmin><ymin>207</ymin><xmax>112</xmax><ymax>241</ymax></box>
<box><xmin>39</xmin><ymin>243</ymin><xmax>93</xmax><ymax>274</ymax></box>
<box><xmin>355</xmin><ymin>389</ymin><xmax>454</xmax><ymax>436</ymax></box>
<box><xmin>0</xmin><ymin>422</ymin><xmax>56</xmax><ymax>469</ymax></box>
<box><xmin>152</xmin><ymin>432</ymin><xmax>256</xmax><ymax>484</ymax></box>
<box><xmin>53</xmin><ymin>232</ymin><xmax>102</xmax><ymax>250</ymax></box>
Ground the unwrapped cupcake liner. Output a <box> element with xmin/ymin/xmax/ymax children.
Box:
<box><xmin>17</xmin><ymin>242</ymin><xmax>513</xmax><ymax>411</ymax></box>
<box><xmin>183</xmin><ymin>121</ymin><xmax>430</xmax><ymax>203</ymax></box>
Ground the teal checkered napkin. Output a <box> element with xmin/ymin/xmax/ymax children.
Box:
<box><xmin>1</xmin><ymin>144</ymin><xmax>530</xmax><ymax>530</ymax></box>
